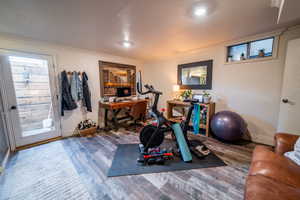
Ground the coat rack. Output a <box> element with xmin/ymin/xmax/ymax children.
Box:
<box><xmin>66</xmin><ymin>71</ymin><xmax>82</xmax><ymax>75</ymax></box>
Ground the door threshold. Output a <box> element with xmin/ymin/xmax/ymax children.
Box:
<box><xmin>16</xmin><ymin>136</ymin><xmax>63</xmax><ymax>151</ymax></box>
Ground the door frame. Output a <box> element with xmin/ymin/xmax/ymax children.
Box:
<box><xmin>0</xmin><ymin>49</ymin><xmax>61</xmax><ymax>150</ymax></box>
<box><xmin>277</xmin><ymin>37</ymin><xmax>300</xmax><ymax>133</ymax></box>
<box><xmin>0</xmin><ymin>89</ymin><xmax>11</xmax><ymax>157</ymax></box>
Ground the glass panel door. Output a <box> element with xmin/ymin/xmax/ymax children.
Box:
<box><xmin>0</xmin><ymin>52</ymin><xmax>61</xmax><ymax>147</ymax></box>
<box><xmin>9</xmin><ymin>56</ymin><xmax>55</xmax><ymax>137</ymax></box>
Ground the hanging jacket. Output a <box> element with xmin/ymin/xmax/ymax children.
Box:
<box><xmin>61</xmin><ymin>70</ymin><xmax>77</xmax><ymax>116</ymax></box>
<box><xmin>78</xmin><ymin>75</ymin><xmax>83</xmax><ymax>100</ymax></box>
<box><xmin>70</xmin><ymin>71</ymin><xmax>83</xmax><ymax>102</ymax></box>
<box><xmin>82</xmin><ymin>72</ymin><xmax>92</xmax><ymax>112</ymax></box>
<box><xmin>70</xmin><ymin>71</ymin><xmax>79</xmax><ymax>102</ymax></box>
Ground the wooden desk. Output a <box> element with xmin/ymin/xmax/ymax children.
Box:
<box><xmin>166</xmin><ymin>100</ymin><xmax>215</xmax><ymax>136</ymax></box>
<box><xmin>99</xmin><ymin>99</ymin><xmax>148</xmax><ymax>130</ymax></box>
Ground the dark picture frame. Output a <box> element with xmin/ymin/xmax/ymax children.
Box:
<box><xmin>178</xmin><ymin>60</ymin><xmax>213</xmax><ymax>90</ymax></box>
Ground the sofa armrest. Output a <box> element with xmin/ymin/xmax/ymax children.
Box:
<box><xmin>249</xmin><ymin>145</ymin><xmax>300</xmax><ymax>188</ymax></box>
<box><xmin>244</xmin><ymin>175</ymin><xmax>300</xmax><ymax>200</ymax></box>
<box><xmin>275</xmin><ymin>133</ymin><xmax>299</xmax><ymax>155</ymax></box>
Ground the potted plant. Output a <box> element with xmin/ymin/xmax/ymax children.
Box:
<box><xmin>203</xmin><ymin>91</ymin><xmax>211</xmax><ymax>103</ymax></box>
<box><xmin>258</xmin><ymin>49</ymin><xmax>265</xmax><ymax>57</ymax></box>
<box><xmin>180</xmin><ymin>89</ymin><xmax>192</xmax><ymax>100</ymax></box>
<box><xmin>240</xmin><ymin>53</ymin><xmax>246</xmax><ymax>60</ymax></box>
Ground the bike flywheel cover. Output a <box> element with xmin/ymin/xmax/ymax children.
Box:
<box><xmin>140</xmin><ymin>125</ymin><xmax>165</xmax><ymax>148</ymax></box>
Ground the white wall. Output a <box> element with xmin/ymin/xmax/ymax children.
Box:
<box><xmin>0</xmin><ymin>33</ymin><xmax>141</xmax><ymax>137</ymax></box>
<box><xmin>142</xmin><ymin>26</ymin><xmax>300</xmax><ymax>145</ymax></box>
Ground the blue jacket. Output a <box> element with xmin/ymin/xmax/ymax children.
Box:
<box><xmin>70</xmin><ymin>71</ymin><xmax>83</xmax><ymax>102</ymax></box>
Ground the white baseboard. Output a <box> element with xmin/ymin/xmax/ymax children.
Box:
<box><xmin>0</xmin><ymin>148</ymin><xmax>10</xmax><ymax>176</ymax></box>
<box><xmin>62</xmin><ymin>130</ymin><xmax>75</xmax><ymax>137</ymax></box>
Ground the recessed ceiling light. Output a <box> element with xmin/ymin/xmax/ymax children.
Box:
<box><xmin>122</xmin><ymin>41</ymin><xmax>133</xmax><ymax>48</ymax></box>
<box><xmin>194</xmin><ymin>7</ymin><xmax>207</xmax><ymax>17</ymax></box>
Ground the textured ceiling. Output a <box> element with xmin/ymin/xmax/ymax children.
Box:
<box><xmin>0</xmin><ymin>0</ymin><xmax>299</xmax><ymax>61</ymax></box>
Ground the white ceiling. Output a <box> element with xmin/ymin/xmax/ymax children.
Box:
<box><xmin>277</xmin><ymin>0</ymin><xmax>300</xmax><ymax>24</ymax></box>
<box><xmin>0</xmin><ymin>0</ymin><xmax>299</xmax><ymax>61</ymax></box>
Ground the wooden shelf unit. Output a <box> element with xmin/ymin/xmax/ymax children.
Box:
<box><xmin>166</xmin><ymin>100</ymin><xmax>215</xmax><ymax>137</ymax></box>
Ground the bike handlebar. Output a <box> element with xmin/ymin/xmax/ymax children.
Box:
<box><xmin>137</xmin><ymin>83</ymin><xmax>162</xmax><ymax>95</ymax></box>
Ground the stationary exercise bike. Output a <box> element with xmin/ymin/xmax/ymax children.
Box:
<box><xmin>137</xmin><ymin>80</ymin><xmax>210</xmax><ymax>165</ymax></box>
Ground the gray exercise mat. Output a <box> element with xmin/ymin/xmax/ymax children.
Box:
<box><xmin>107</xmin><ymin>143</ymin><xmax>226</xmax><ymax>177</ymax></box>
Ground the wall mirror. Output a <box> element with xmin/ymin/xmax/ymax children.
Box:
<box><xmin>99</xmin><ymin>61</ymin><xmax>136</xmax><ymax>97</ymax></box>
<box><xmin>178</xmin><ymin>60</ymin><xmax>213</xmax><ymax>90</ymax></box>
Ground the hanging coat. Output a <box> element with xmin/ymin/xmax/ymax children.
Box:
<box><xmin>82</xmin><ymin>72</ymin><xmax>92</xmax><ymax>112</ymax></box>
<box><xmin>70</xmin><ymin>71</ymin><xmax>79</xmax><ymax>102</ymax></box>
<box><xmin>61</xmin><ymin>70</ymin><xmax>77</xmax><ymax>116</ymax></box>
<box><xmin>78</xmin><ymin>75</ymin><xmax>83</xmax><ymax>100</ymax></box>
<box><xmin>70</xmin><ymin>71</ymin><xmax>83</xmax><ymax>101</ymax></box>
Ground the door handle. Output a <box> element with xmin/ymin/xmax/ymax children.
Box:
<box><xmin>10</xmin><ymin>105</ymin><xmax>17</xmax><ymax>110</ymax></box>
<box><xmin>282</xmin><ymin>98</ymin><xmax>289</xmax><ymax>103</ymax></box>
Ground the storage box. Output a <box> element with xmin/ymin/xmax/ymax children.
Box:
<box><xmin>79</xmin><ymin>127</ymin><xmax>97</xmax><ymax>136</ymax></box>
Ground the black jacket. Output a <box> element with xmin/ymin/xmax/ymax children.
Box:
<box><xmin>82</xmin><ymin>72</ymin><xmax>92</xmax><ymax>112</ymax></box>
<box><xmin>61</xmin><ymin>70</ymin><xmax>77</xmax><ymax>116</ymax></box>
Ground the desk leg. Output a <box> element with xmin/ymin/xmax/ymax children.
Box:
<box><xmin>104</xmin><ymin>109</ymin><xmax>108</xmax><ymax>128</ymax></box>
<box><xmin>104</xmin><ymin>108</ymin><xmax>125</xmax><ymax>131</ymax></box>
<box><xmin>167</xmin><ymin>103</ymin><xmax>173</xmax><ymax>119</ymax></box>
<box><xmin>112</xmin><ymin>109</ymin><xmax>121</xmax><ymax>131</ymax></box>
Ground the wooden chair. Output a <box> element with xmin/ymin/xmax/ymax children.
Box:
<box><xmin>126</xmin><ymin>101</ymin><xmax>147</xmax><ymax>130</ymax></box>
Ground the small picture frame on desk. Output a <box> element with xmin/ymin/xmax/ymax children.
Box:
<box><xmin>192</xmin><ymin>94</ymin><xmax>203</xmax><ymax>103</ymax></box>
<box><xmin>102</xmin><ymin>96</ymin><xmax>109</xmax><ymax>102</ymax></box>
<box><xmin>109</xmin><ymin>97</ymin><xmax>115</xmax><ymax>102</ymax></box>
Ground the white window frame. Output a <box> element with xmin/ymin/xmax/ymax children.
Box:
<box><xmin>224</xmin><ymin>30</ymin><xmax>281</xmax><ymax>65</ymax></box>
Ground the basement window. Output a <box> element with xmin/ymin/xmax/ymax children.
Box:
<box><xmin>226</xmin><ymin>37</ymin><xmax>275</xmax><ymax>63</ymax></box>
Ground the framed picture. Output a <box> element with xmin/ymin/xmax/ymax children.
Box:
<box><xmin>178</xmin><ymin>60</ymin><xmax>213</xmax><ymax>90</ymax></box>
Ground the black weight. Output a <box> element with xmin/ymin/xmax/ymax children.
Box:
<box><xmin>140</xmin><ymin>125</ymin><xmax>165</xmax><ymax>148</ymax></box>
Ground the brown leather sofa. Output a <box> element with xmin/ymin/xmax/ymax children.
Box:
<box><xmin>244</xmin><ymin>133</ymin><xmax>300</xmax><ymax>200</ymax></box>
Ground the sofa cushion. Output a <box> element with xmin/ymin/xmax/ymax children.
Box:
<box><xmin>285</xmin><ymin>137</ymin><xmax>300</xmax><ymax>165</ymax></box>
<box><xmin>245</xmin><ymin>175</ymin><xmax>300</xmax><ymax>200</ymax></box>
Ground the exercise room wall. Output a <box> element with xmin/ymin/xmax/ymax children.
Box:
<box><xmin>0</xmin><ymin>33</ymin><xmax>141</xmax><ymax>137</ymax></box>
<box><xmin>142</xmin><ymin>26</ymin><xmax>300</xmax><ymax>145</ymax></box>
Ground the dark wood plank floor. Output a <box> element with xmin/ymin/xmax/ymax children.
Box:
<box><xmin>3</xmin><ymin>130</ymin><xmax>258</xmax><ymax>200</ymax></box>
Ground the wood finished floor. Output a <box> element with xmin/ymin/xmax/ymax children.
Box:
<box><xmin>3</xmin><ymin>130</ymin><xmax>258</xmax><ymax>200</ymax></box>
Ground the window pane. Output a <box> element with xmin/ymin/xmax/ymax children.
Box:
<box><xmin>227</xmin><ymin>44</ymin><xmax>247</xmax><ymax>62</ymax></box>
<box><xmin>249</xmin><ymin>38</ymin><xmax>274</xmax><ymax>58</ymax></box>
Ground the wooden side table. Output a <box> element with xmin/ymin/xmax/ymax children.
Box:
<box><xmin>166</xmin><ymin>100</ymin><xmax>215</xmax><ymax>137</ymax></box>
